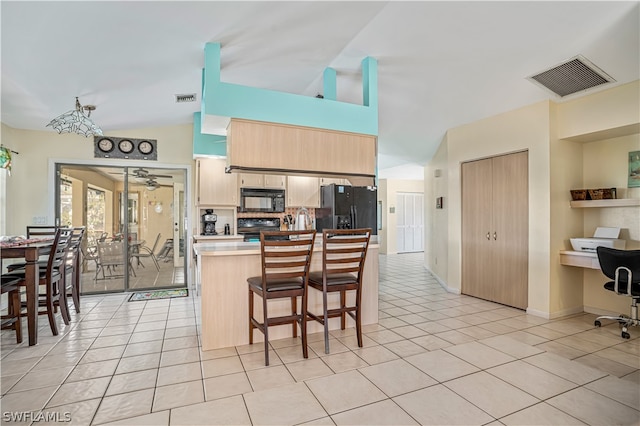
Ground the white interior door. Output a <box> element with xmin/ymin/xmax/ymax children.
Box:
<box><xmin>397</xmin><ymin>192</ymin><xmax>424</xmax><ymax>253</ymax></box>
<box><xmin>173</xmin><ymin>183</ymin><xmax>184</xmax><ymax>266</ymax></box>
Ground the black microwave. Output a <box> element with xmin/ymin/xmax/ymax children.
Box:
<box><xmin>239</xmin><ymin>188</ymin><xmax>285</xmax><ymax>213</ymax></box>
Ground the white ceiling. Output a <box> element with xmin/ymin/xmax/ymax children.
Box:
<box><xmin>2</xmin><ymin>2</ymin><xmax>638</xmax><ymax>180</ymax></box>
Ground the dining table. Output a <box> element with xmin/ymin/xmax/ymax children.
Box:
<box><xmin>1</xmin><ymin>238</ymin><xmax>54</xmax><ymax>346</ymax></box>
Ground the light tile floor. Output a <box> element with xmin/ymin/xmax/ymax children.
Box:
<box><xmin>1</xmin><ymin>253</ymin><xmax>639</xmax><ymax>425</ymax></box>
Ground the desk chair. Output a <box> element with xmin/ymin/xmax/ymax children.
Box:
<box><xmin>307</xmin><ymin>228</ymin><xmax>371</xmax><ymax>354</ymax></box>
<box><xmin>594</xmin><ymin>247</ymin><xmax>640</xmax><ymax>339</ymax></box>
<box><xmin>248</xmin><ymin>230</ymin><xmax>316</xmax><ymax>366</ymax></box>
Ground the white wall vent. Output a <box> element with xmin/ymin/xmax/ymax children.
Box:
<box><xmin>175</xmin><ymin>93</ymin><xmax>197</xmax><ymax>103</ymax></box>
<box><xmin>527</xmin><ymin>55</ymin><xmax>615</xmax><ymax>98</ymax></box>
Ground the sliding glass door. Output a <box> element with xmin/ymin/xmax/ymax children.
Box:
<box><xmin>55</xmin><ymin>164</ymin><xmax>187</xmax><ymax>295</ymax></box>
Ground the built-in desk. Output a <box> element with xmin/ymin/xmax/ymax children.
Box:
<box><xmin>559</xmin><ymin>250</ymin><xmax>600</xmax><ymax>269</ymax></box>
<box><xmin>193</xmin><ymin>237</ymin><xmax>379</xmax><ymax>351</ymax></box>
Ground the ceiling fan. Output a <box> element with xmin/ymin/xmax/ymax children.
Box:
<box><xmin>108</xmin><ymin>167</ymin><xmax>172</xmax><ymax>181</ymax></box>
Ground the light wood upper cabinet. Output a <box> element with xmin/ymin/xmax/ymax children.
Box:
<box><xmin>197</xmin><ymin>158</ymin><xmax>238</xmax><ymax>206</ymax></box>
<box><xmin>263</xmin><ymin>174</ymin><xmax>286</xmax><ymax>189</ymax></box>
<box><xmin>238</xmin><ymin>173</ymin><xmax>264</xmax><ymax>188</ymax></box>
<box><xmin>287</xmin><ymin>176</ymin><xmax>320</xmax><ymax>208</ymax></box>
<box><xmin>227</xmin><ymin>119</ymin><xmax>376</xmax><ymax>177</ymax></box>
<box><xmin>319</xmin><ymin>177</ymin><xmax>349</xmax><ymax>186</ymax></box>
<box><xmin>238</xmin><ymin>173</ymin><xmax>286</xmax><ymax>189</ymax></box>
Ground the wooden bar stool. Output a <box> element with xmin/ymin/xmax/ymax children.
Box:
<box><xmin>307</xmin><ymin>228</ymin><xmax>371</xmax><ymax>354</ymax></box>
<box><xmin>247</xmin><ymin>229</ymin><xmax>316</xmax><ymax>366</ymax></box>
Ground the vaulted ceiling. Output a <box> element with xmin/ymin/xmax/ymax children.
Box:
<box><xmin>2</xmin><ymin>1</ymin><xmax>638</xmax><ymax>179</ymax></box>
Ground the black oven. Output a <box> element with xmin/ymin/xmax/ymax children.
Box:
<box><xmin>239</xmin><ymin>188</ymin><xmax>285</xmax><ymax>213</ymax></box>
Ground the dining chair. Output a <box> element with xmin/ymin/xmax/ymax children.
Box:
<box><xmin>307</xmin><ymin>228</ymin><xmax>371</xmax><ymax>354</ymax></box>
<box><xmin>131</xmin><ymin>233</ymin><xmax>161</xmax><ymax>271</ymax></box>
<box><xmin>1</xmin><ymin>275</ymin><xmax>23</xmax><ymax>343</ymax></box>
<box><xmin>64</xmin><ymin>227</ymin><xmax>85</xmax><ymax>313</ymax></box>
<box><xmin>6</xmin><ymin>225</ymin><xmax>58</xmax><ymax>272</ymax></box>
<box><xmin>247</xmin><ymin>229</ymin><xmax>316</xmax><ymax>366</ymax></box>
<box><xmin>5</xmin><ymin>227</ymin><xmax>73</xmax><ymax>336</ymax></box>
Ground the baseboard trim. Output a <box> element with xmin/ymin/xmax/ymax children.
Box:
<box><xmin>527</xmin><ymin>305</ymin><xmax>584</xmax><ymax>320</ymax></box>
<box><xmin>425</xmin><ymin>267</ymin><xmax>461</xmax><ymax>294</ymax></box>
<box><xmin>583</xmin><ymin>305</ymin><xmax>622</xmax><ymax>317</ymax></box>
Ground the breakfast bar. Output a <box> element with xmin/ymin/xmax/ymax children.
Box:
<box><xmin>193</xmin><ymin>237</ymin><xmax>379</xmax><ymax>351</ymax></box>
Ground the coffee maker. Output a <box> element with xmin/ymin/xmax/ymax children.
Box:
<box><xmin>201</xmin><ymin>209</ymin><xmax>217</xmax><ymax>235</ymax></box>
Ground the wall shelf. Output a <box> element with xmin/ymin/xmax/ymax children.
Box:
<box><xmin>569</xmin><ymin>198</ymin><xmax>640</xmax><ymax>208</ymax></box>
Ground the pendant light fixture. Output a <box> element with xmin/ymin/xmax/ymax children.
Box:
<box><xmin>46</xmin><ymin>97</ymin><xmax>103</xmax><ymax>137</ymax></box>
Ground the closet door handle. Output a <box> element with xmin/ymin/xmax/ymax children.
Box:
<box><xmin>486</xmin><ymin>232</ymin><xmax>491</xmax><ymax>240</ymax></box>
<box><xmin>493</xmin><ymin>232</ymin><xmax>497</xmax><ymax>240</ymax></box>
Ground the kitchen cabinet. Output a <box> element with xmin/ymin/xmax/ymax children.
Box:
<box><xmin>461</xmin><ymin>151</ymin><xmax>528</xmax><ymax>310</ymax></box>
<box><xmin>287</xmin><ymin>176</ymin><xmax>320</xmax><ymax>208</ymax></box>
<box><xmin>227</xmin><ymin>119</ymin><xmax>376</xmax><ymax>178</ymax></box>
<box><xmin>264</xmin><ymin>174</ymin><xmax>286</xmax><ymax>189</ymax></box>
<box><xmin>197</xmin><ymin>158</ymin><xmax>238</xmax><ymax>206</ymax></box>
<box><xmin>319</xmin><ymin>177</ymin><xmax>350</xmax><ymax>186</ymax></box>
<box><xmin>238</xmin><ymin>173</ymin><xmax>286</xmax><ymax>189</ymax></box>
<box><xmin>238</xmin><ymin>173</ymin><xmax>264</xmax><ymax>188</ymax></box>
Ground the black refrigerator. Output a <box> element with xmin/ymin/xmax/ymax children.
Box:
<box><xmin>316</xmin><ymin>184</ymin><xmax>377</xmax><ymax>235</ymax></box>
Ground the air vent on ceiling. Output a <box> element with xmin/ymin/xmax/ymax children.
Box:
<box><xmin>527</xmin><ymin>55</ymin><xmax>615</xmax><ymax>98</ymax></box>
<box><xmin>175</xmin><ymin>93</ymin><xmax>197</xmax><ymax>103</ymax></box>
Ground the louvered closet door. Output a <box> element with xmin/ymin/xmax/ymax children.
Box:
<box><xmin>492</xmin><ymin>151</ymin><xmax>528</xmax><ymax>309</ymax></box>
<box><xmin>461</xmin><ymin>159</ymin><xmax>494</xmax><ymax>300</ymax></box>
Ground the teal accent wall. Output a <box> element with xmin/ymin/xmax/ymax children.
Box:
<box><xmin>201</xmin><ymin>43</ymin><xmax>378</xmax><ymax>137</ymax></box>
<box><xmin>192</xmin><ymin>112</ymin><xmax>226</xmax><ymax>156</ymax></box>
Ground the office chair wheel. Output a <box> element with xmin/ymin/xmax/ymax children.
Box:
<box><xmin>621</xmin><ymin>331</ymin><xmax>630</xmax><ymax>339</ymax></box>
<box><xmin>594</xmin><ymin>320</ymin><xmax>602</xmax><ymax>327</ymax></box>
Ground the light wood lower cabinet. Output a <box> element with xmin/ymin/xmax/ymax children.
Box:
<box><xmin>197</xmin><ymin>158</ymin><xmax>238</xmax><ymax>206</ymax></box>
<box><xmin>198</xmin><ymin>244</ymin><xmax>379</xmax><ymax>350</ymax></box>
<box><xmin>461</xmin><ymin>151</ymin><xmax>528</xmax><ymax>309</ymax></box>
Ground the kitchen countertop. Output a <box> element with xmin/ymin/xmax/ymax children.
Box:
<box><xmin>193</xmin><ymin>235</ymin><xmax>380</xmax><ymax>256</ymax></box>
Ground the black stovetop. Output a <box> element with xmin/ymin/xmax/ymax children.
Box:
<box><xmin>237</xmin><ymin>217</ymin><xmax>281</xmax><ymax>241</ymax></box>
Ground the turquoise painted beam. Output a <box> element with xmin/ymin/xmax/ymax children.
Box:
<box><xmin>193</xmin><ymin>112</ymin><xmax>226</xmax><ymax>157</ymax></box>
<box><xmin>323</xmin><ymin>68</ymin><xmax>337</xmax><ymax>101</ymax></box>
<box><xmin>201</xmin><ymin>42</ymin><xmax>378</xmax><ymax>136</ymax></box>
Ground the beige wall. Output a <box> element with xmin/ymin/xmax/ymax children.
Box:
<box><xmin>581</xmin><ymin>134</ymin><xmax>640</xmax><ymax>315</ymax></box>
<box><xmin>0</xmin><ymin>123</ymin><xmax>194</xmax><ymax>237</ymax></box>
<box><xmin>425</xmin><ymin>80</ymin><xmax>640</xmax><ymax>318</ymax></box>
<box><xmin>378</xmin><ymin>179</ymin><xmax>424</xmax><ymax>254</ymax></box>
<box><xmin>424</xmin><ymin>136</ymin><xmax>449</xmax><ymax>287</ymax></box>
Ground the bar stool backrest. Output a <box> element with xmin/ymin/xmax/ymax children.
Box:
<box><xmin>321</xmin><ymin>228</ymin><xmax>372</xmax><ymax>282</ymax></box>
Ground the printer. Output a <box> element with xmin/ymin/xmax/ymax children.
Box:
<box><xmin>570</xmin><ymin>227</ymin><xmax>626</xmax><ymax>252</ymax></box>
